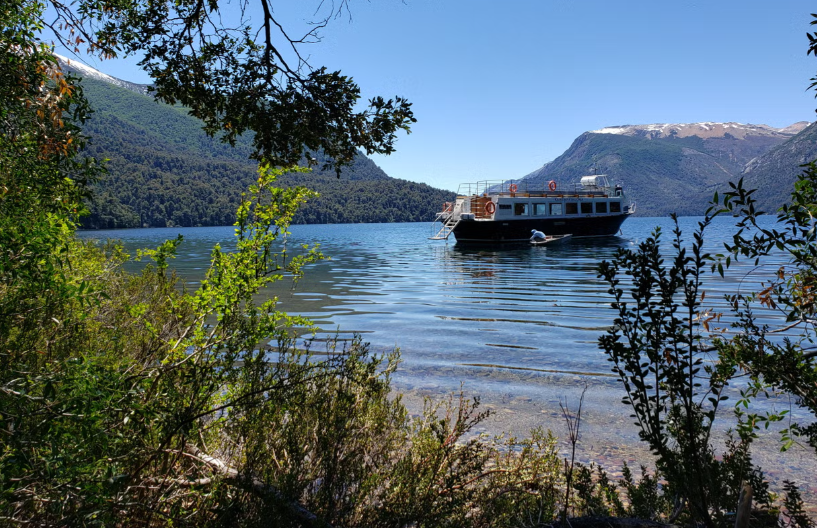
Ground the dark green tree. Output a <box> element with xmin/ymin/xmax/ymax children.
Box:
<box><xmin>45</xmin><ymin>0</ymin><xmax>415</xmax><ymax>174</ymax></box>
<box><xmin>1</xmin><ymin>0</ymin><xmax>103</xmax><ymax>373</ymax></box>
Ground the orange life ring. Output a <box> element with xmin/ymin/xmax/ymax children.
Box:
<box><xmin>442</xmin><ymin>202</ymin><xmax>451</xmax><ymax>211</ymax></box>
<box><xmin>509</xmin><ymin>183</ymin><xmax>518</xmax><ymax>193</ymax></box>
<box><xmin>548</xmin><ymin>180</ymin><xmax>557</xmax><ymax>191</ymax></box>
<box><xmin>485</xmin><ymin>201</ymin><xmax>496</xmax><ymax>215</ymax></box>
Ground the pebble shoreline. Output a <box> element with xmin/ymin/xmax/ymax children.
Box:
<box><xmin>395</xmin><ymin>375</ymin><xmax>817</xmax><ymax>510</ymax></box>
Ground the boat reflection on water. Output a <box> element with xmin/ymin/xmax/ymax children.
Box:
<box><xmin>436</xmin><ymin>234</ymin><xmax>633</xmax><ymax>280</ymax></box>
<box><xmin>451</xmin><ymin>234</ymin><xmax>632</xmax><ymax>252</ymax></box>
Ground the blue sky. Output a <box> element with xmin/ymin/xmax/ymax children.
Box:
<box><xmin>57</xmin><ymin>1</ymin><xmax>817</xmax><ymax>191</ymax></box>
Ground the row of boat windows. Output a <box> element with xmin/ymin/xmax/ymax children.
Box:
<box><xmin>498</xmin><ymin>201</ymin><xmax>622</xmax><ymax>216</ymax></box>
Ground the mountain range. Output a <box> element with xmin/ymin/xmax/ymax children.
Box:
<box><xmin>60</xmin><ymin>55</ymin><xmax>817</xmax><ymax>224</ymax></box>
<box><xmin>519</xmin><ymin>121</ymin><xmax>816</xmax><ymax>217</ymax></box>
<box><xmin>58</xmin><ymin>56</ymin><xmax>455</xmax><ymax>229</ymax></box>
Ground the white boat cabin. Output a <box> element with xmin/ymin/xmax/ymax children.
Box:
<box><xmin>449</xmin><ymin>175</ymin><xmax>631</xmax><ymax>221</ymax></box>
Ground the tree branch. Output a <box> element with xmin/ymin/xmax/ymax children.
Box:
<box><xmin>185</xmin><ymin>444</ymin><xmax>332</xmax><ymax>528</ymax></box>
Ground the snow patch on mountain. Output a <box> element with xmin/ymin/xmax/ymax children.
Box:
<box><xmin>589</xmin><ymin>122</ymin><xmax>809</xmax><ymax>140</ymax></box>
<box><xmin>55</xmin><ymin>54</ymin><xmax>151</xmax><ymax>96</ymax></box>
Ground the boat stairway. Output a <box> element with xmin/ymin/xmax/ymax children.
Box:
<box><xmin>428</xmin><ymin>214</ymin><xmax>460</xmax><ymax>240</ymax></box>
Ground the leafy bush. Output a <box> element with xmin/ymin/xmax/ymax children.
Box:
<box><xmin>597</xmin><ymin>216</ymin><xmax>770</xmax><ymax>527</ymax></box>
<box><xmin>2</xmin><ymin>161</ymin><xmax>572</xmax><ymax>526</ymax></box>
<box><xmin>571</xmin><ymin>462</ymin><xmax>623</xmax><ymax>517</ymax></box>
<box><xmin>618</xmin><ymin>463</ymin><xmax>671</xmax><ymax>521</ymax></box>
<box><xmin>710</xmin><ymin>168</ymin><xmax>817</xmax><ymax>452</ymax></box>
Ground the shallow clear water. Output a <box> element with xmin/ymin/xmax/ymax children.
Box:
<box><xmin>78</xmin><ymin>216</ymin><xmax>817</xmax><ymax>488</ymax></box>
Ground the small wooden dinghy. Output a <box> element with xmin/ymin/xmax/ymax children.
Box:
<box><xmin>530</xmin><ymin>234</ymin><xmax>572</xmax><ymax>246</ymax></box>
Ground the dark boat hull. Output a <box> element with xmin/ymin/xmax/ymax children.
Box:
<box><xmin>452</xmin><ymin>213</ymin><xmax>631</xmax><ymax>243</ymax></box>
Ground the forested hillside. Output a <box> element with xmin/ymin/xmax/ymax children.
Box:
<box><xmin>740</xmin><ymin>121</ymin><xmax>817</xmax><ymax>213</ymax></box>
<box><xmin>74</xmin><ymin>74</ymin><xmax>453</xmax><ymax>228</ymax></box>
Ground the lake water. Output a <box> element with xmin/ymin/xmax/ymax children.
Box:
<box><xmin>78</xmin><ymin>215</ymin><xmax>816</xmax><ymax>490</ymax></box>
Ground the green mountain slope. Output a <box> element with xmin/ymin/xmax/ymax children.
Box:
<box><xmin>740</xmin><ymin>122</ymin><xmax>817</xmax><ymax>213</ymax></box>
<box><xmin>518</xmin><ymin>122</ymin><xmax>810</xmax><ymax>217</ymax></box>
<box><xmin>71</xmin><ymin>71</ymin><xmax>452</xmax><ymax>228</ymax></box>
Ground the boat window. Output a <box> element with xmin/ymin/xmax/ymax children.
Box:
<box><xmin>581</xmin><ymin>202</ymin><xmax>592</xmax><ymax>214</ymax></box>
<box><xmin>533</xmin><ymin>203</ymin><xmax>548</xmax><ymax>216</ymax></box>
<box><xmin>596</xmin><ymin>202</ymin><xmax>608</xmax><ymax>213</ymax></box>
<box><xmin>549</xmin><ymin>203</ymin><xmax>563</xmax><ymax>215</ymax></box>
<box><xmin>514</xmin><ymin>203</ymin><xmax>529</xmax><ymax>215</ymax></box>
<box><xmin>565</xmin><ymin>202</ymin><xmax>578</xmax><ymax>215</ymax></box>
<box><xmin>610</xmin><ymin>201</ymin><xmax>621</xmax><ymax>213</ymax></box>
<box><xmin>498</xmin><ymin>204</ymin><xmax>512</xmax><ymax>210</ymax></box>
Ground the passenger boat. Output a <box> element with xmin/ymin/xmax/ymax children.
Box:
<box><xmin>429</xmin><ymin>174</ymin><xmax>635</xmax><ymax>243</ymax></box>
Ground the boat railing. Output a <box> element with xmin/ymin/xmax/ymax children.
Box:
<box><xmin>458</xmin><ymin>178</ymin><xmax>618</xmax><ymax>197</ymax></box>
<box><xmin>433</xmin><ymin>199</ymin><xmax>468</xmax><ymax>220</ymax></box>
<box><xmin>457</xmin><ymin>180</ymin><xmax>512</xmax><ymax>196</ymax></box>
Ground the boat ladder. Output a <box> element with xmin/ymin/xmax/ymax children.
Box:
<box><xmin>429</xmin><ymin>209</ymin><xmax>460</xmax><ymax>240</ymax></box>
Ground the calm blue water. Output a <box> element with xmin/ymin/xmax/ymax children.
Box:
<box><xmin>78</xmin><ymin>216</ymin><xmax>815</xmax><ymax>484</ymax></box>
<box><xmin>78</xmin><ymin>216</ymin><xmax>784</xmax><ymax>380</ymax></box>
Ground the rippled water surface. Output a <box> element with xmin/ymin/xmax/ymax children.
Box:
<box><xmin>79</xmin><ymin>216</ymin><xmax>816</xmax><ymax>487</ymax></box>
<box><xmin>79</xmin><ymin>216</ymin><xmax>783</xmax><ymax>379</ymax></box>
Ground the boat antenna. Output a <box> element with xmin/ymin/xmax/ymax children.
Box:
<box><xmin>590</xmin><ymin>156</ymin><xmax>599</xmax><ymax>175</ymax></box>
